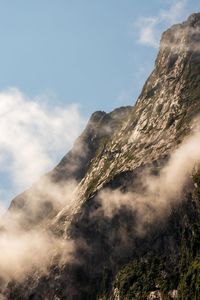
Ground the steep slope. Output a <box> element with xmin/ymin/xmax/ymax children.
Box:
<box><xmin>2</xmin><ymin>13</ymin><xmax>200</xmax><ymax>300</ymax></box>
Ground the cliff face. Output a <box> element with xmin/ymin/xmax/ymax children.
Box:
<box><xmin>2</xmin><ymin>13</ymin><xmax>200</xmax><ymax>300</ymax></box>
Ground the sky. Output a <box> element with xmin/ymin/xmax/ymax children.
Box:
<box><xmin>0</xmin><ymin>0</ymin><xmax>199</xmax><ymax>209</ymax></box>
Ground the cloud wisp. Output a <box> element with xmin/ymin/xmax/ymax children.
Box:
<box><xmin>135</xmin><ymin>0</ymin><xmax>188</xmax><ymax>48</ymax></box>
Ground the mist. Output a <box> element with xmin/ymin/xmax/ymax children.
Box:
<box><xmin>97</xmin><ymin>125</ymin><xmax>200</xmax><ymax>235</ymax></box>
<box><xmin>0</xmin><ymin>176</ymin><xmax>78</xmax><ymax>288</ymax></box>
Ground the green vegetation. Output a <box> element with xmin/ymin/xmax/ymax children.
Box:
<box><xmin>177</xmin><ymin>172</ymin><xmax>200</xmax><ymax>299</ymax></box>
<box><xmin>178</xmin><ymin>256</ymin><xmax>200</xmax><ymax>300</ymax></box>
<box><xmin>113</xmin><ymin>256</ymin><xmax>178</xmax><ymax>300</ymax></box>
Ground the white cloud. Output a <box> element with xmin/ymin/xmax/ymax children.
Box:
<box><xmin>0</xmin><ymin>88</ymin><xmax>86</xmax><ymax>198</ymax></box>
<box><xmin>136</xmin><ymin>17</ymin><xmax>159</xmax><ymax>48</ymax></box>
<box><xmin>135</xmin><ymin>0</ymin><xmax>187</xmax><ymax>48</ymax></box>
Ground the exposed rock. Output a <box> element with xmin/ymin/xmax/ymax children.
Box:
<box><xmin>147</xmin><ymin>291</ymin><xmax>162</xmax><ymax>300</ymax></box>
<box><xmin>168</xmin><ymin>289</ymin><xmax>178</xmax><ymax>299</ymax></box>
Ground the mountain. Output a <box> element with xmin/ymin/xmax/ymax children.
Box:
<box><xmin>1</xmin><ymin>13</ymin><xmax>200</xmax><ymax>300</ymax></box>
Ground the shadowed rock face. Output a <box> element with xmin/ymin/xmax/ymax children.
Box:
<box><xmin>2</xmin><ymin>13</ymin><xmax>200</xmax><ymax>300</ymax></box>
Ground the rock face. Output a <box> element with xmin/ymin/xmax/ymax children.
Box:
<box><xmin>2</xmin><ymin>13</ymin><xmax>200</xmax><ymax>300</ymax></box>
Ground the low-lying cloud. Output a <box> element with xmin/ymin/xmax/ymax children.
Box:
<box><xmin>0</xmin><ymin>229</ymin><xmax>74</xmax><ymax>283</ymax></box>
<box><xmin>0</xmin><ymin>176</ymin><xmax>78</xmax><ymax>287</ymax></box>
<box><xmin>97</xmin><ymin>125</ymin><xmax>200</xmax><ymax>235</ymax></box>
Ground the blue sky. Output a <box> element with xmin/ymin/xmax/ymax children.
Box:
<box><xmin>0</xmin><ymin>0</ymin><xmax>199</xmax><ymax>208</ymax></box>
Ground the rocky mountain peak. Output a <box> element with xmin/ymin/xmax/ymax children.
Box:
<box><xmin>187</xmin><ymin>12</ymin><xmax>200</xmax><ymax>26</ymax></box>
<box><xmin>156</xmin><ymin>12</ymin><xmax>200</xmax><ymax>73</ymax></box>
<box><xmin>160</xmin><ymin>12</ymin><xmax>200</xmax><ymax>48</ymax></box>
